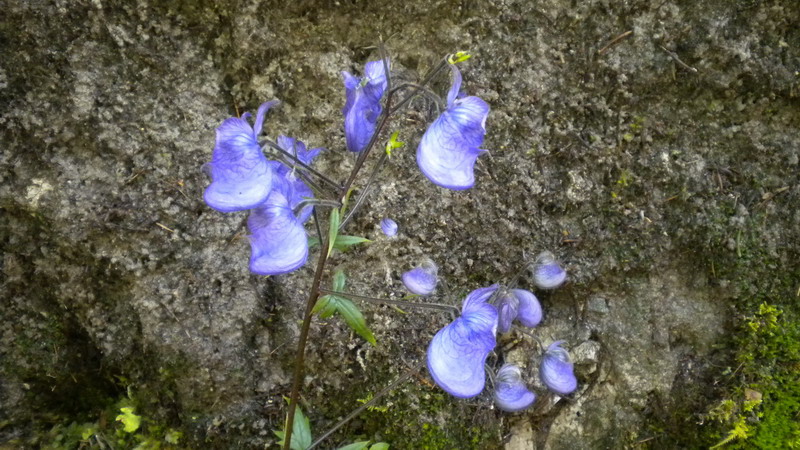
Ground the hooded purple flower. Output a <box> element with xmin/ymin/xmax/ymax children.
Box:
<box><xmin>402</xmin><ymin>260</ymin><xmax>438</xmax><ymax>296</ymax></box>
<box><xmin>342</xmin><ymin>60</ymin><xmax>388</xmax><ymax>152</ymax></box>
<box><xmin>427</xmin><ymin>285</ymin><xmax>499</xmax><ymax>398</ymax></box>
<box><xmin>247</xmin><ymin>190</ymin><xmax>308</xmax><ymax>276</ymax></box>
<box><xmin>494</xmin><ymin>364</ymin><xmax>536</xmax><ymax>412</ymax></box>
<box><xmin>495</xmin><ymin>289</ymin><xmax>543</xmax><ymax>333</ymax></box>
<box><xmin>533</xmin><ymin>251</ymin><xmax>566</xmax><ymax>289</ymax></box>
<box><xmin>540</xmin><ymin>341</ymin><xmax>578</xmax><ymax>395</ymax></box>
<box><xmin>274</xmin><ymin>135</ymin><xmax>323</xmax><ymax>224</ymax></box>
<box><xmin>204</xmin><ymin>101</ymin><xmax>279</xmax><ymax>212</ymax></box>
<box><xmin>416</xmin><ymin>65</ymin><xmax>489</xmax><ymax>190</ymax></box>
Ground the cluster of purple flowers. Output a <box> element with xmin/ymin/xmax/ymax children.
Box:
<box><xmin>203</xmin><ymin>101</ymin><xmax>323</xmax><ymax>275</ymax></box>
<box><xmin>425</xmin><ymin>255</ymin><xmax>577</xmax><ymax>412</ymax></box>
<box><xmin>203</xmin><ymin>57</ymin><xmax>490</xmax><ymax>276</ymax></box>
<box><xmin>343</xmin><ymin>57</ymin><xmax>490</xmax><ymax>189</ymax></box>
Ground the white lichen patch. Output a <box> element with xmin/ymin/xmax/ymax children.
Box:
<box><xmin>25</xmin><ymin>178</ymin><xmax>53</xmax><ymax>208</ymax></box>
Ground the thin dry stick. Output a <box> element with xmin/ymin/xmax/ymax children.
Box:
<box><xmin>597</xmin><ymin>30</ymin><xmax>633</xmax><ymax>55</ymax></box>
<box><xmin>659</xmin><ymin>45</ymin><xmax>698</xmax><ymax>73</ymax></box>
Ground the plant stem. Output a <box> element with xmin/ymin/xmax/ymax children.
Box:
<box><xmin>282</xmin><ymin>41</ymin><xmax>393</xmax><ymax>450</ymax></box>
<box><xmin>262</xmin><ymin>139</ymin><xmax>343</xmax><ymax>192</ymax></box>
<box><xmin>319</xmin><ymin>288</ymin><xmax>459</xmax><ymax>315</ymax></box>
<box><xmin>338</xmin><ymin>150</ymin><xmax>388</xmax><ymax>231</ymax></box>
<box><xmin>282</xmin><ymin>228</ymin><xmax>330</xmax><ymax>450</ymax></box>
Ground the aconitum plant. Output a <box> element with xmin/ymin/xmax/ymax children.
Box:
<box><xmin>202</xmin><ymin>46</ymin><xmax>575</xmax><ymax>448</ymax></box>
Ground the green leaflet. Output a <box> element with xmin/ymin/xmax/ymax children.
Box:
<box><xmin>312</xmin><ymin>270</ymin><xmax>377</xmax><ymax>346</ymax></box>
<box><xmin>309</xmin><ymin>235</ymin><xmax>371</xmax><ymax>251</ymax></box>
<box><xmin>274</xmin><ymin>404</ymin><xmax>312</xmax><ymax>450</ymax></box>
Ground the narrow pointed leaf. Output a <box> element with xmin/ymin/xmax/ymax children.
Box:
<box><xmin>333</xmin><ymin>235</ymin><xmax>371</xmax><ymax>250</ymax></box>
<box><xmin>312</xmin><ymin>295</ymin><xmax>332</xmax><ymax>315</ymax></box>
<box><xmin>337</xmin><ymin>442</ymin><xmax>371</xmax><ymax>450</ymax></box>
<box><xmin>370</xmin><ymin>444</ymin><xmax>390</xmax><ymax>450</ymax></box>
<box><xmin>333</xmin><ymin>270</ymin><xmax>347</xmax><ymax>292</ymax></box>
<box><xmin>328</xmin><ymin>208</ymin><xmax>340</xmax><ymax>257</ymax></box>
<box><xmin>275</xmin><ymin>405</ymin><xmax>312</xmax><ymax>450</ymax></box>
<box><xmin>335</xmin><ymin>296</ymin><xmax>377</xmax><ymax>346</ymax></box>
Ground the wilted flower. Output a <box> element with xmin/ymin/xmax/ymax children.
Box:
<box><xmin>402</xmin><ymin>260</ymin><xmax>438</xmax><ymax>296</ymax></box>
<box><xmin>494</xmin><ymin>289</ymin><xmax>543</xmax><ymax>333</ymax></box>
<box><xmin>416</xmin><ymin>64</ymin><xmax>489</xmax><ymax>190</ymax></box>
<box><xmin>493</xmin><ymin>364</ymin><xmax>536</xmax><ymax>412</ymax></box>
<box><xmin>204</xmin><ymin>101</ymin><xmax>279</xmax><ymax>212</ymax></box>
<box><xmin>342</xmin><ymin>60</ymin><xmax>389</xmax><ymax>152</ymax></box>
<box><xmin>427</xmin><ymin>285</ymin><xmax>499</xmax><ymax>398</ymax></box>
<box><xmin>380</xmin><ymin>218</ymin><xmax>398</xmax><ymax>237</ymax></box>
<box><xmin>540</xmin><ymin>341</ymin><xmax>577</xmax><ymax>395</ymax></box>
<box><xmin>532</xmin><ymin>251</ymin><xmax>566</xmax><ymax>289</ymax></box>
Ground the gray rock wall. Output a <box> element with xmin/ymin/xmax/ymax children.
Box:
<box><xmin>2</xmin><ymin>0</ymin><xmax>798</xmax><ymax>448</ymax></box>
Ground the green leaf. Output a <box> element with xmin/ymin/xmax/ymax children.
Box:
<box><xmin>332</xmin><ymin>270</ymin><xmax>346</xmax><ymax>292</ymax></box>
<box><xmin>308</xmin><ymin>236</ymin><xmax>320</xmax><ymax>248</ymax></box>
<box><xmin>341</xmin><ymin>188</ymin><xmax>355</xmax><ymax>216</ymax></box>
<box><xmin>337</xmin><ymin>442</ymin><xmax>371</xmax><ymax>450</ymax></box>
<box><xmin>332</xmin><ymin>235</ymin><xmax>371</xmax><ymax>251</ymax></box>
<box><xmin>274</xmin><ymin>405</ymin><xmax>312</xmax><ymax>450</ymax></box>
<box><xmin>164</xmin><ymin>429</ymin><xmax>182</xmax><ymax>444</ymax></box>
<box><xmin>115</xmin><ymin>407</ymin><xmax>141</xmax><ymax>433</ymax></box>
<box><xmin>312</xmin><ymin>295</ymin><xmax>330</xmax><ymax>314</ymax></box>
<box><xmin>336</xmin><ymin>296</ymin><xmax>377</xmax><ymax>346</ymax></box>
<box><xmin>370</xmin><ymin>443</ymin><xmax>390</xmax><ymax>450</ymax></box>
<box><xmin>327</xmin><ymin>209</ymin><xmax>340</xmax><ymax>257</ymax></box>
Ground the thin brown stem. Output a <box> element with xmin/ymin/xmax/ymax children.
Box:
<box><xmin>282</xmin><ymin>228</ymin><xmax>330</xmax><ymax>450</ymax></box>
<box><xmin>318</xmin><ymin>288</ymin><xmax>459</xmax><ymax>315</ymax></box>
<box><xmin>308</xmin><ymin>363</ymin><xmax>421</xmax><ymax>449</ymax></box>
<box><xmin>339</xmin><ymin>150</ymin><xmax>388</xmax><ymax>230</ymax></box>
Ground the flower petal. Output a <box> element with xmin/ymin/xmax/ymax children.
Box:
<box><xmin>253</xmin><ymin>100</ymin><xmax>279</xmax><ymax>141</ymax></box>
<box><xmin>540</xmin><ymin>341</ymin><xmax>578</xmax><ymax>395</ymax></box>
<box><xmin>416</xmin><ymin>96</ymin><xmax>489</xmax><ymax>190</ymax></box>
<box><xmin>495</xmin><ymin>291</ymin><xmax>519</xmax><ymax>334</ymax></box>
<box><xmin>342</xmin><ymin>60</ymin><xmax>389</xmax><ymax>152</ymax></box>
<box><xmin>401</xmin><ymin>263</ymin><xmax>438</xmax><ymax>296</ymax></box>
<box><xmin>204</xmin><ymin>113</ymin><xmax>275</xmax><ymax>212</ymax></box>
<box><xmin>247</xmin><ymin>191</ymin><xmax>308</xmax><ymax>275</ymax></box>
<box><xmin>446</xmin><ymin>64</ymin><xmax>463</xmax><ymax>106</ymax></box>
<box><xmin>380</xmin><ymin>218</ymin><xmax>398</xmax><ymax>236</ymax></box>
<box><xmin>427</xmin><ymin>288</ymin><xmax>498</xmax><ymax>398</ymax></box>
<box><xmin>494</xmin><ymin>364</ymin><xmax>536</xmax><ymax>412</ymax></box>
<box><xmin>512</xmin><ymin>289</ymin><xmax>542</xmax><ymax>328</ymax></box>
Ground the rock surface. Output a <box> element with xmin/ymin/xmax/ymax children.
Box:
<box><xmin>1</xmin><ymin>0</ymin><xmax>798</xmax><ymax>448</ymax></box>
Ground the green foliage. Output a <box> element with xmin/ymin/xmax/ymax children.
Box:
<box><xmin>116</xmin><ymin>407</ymin><xmax>142</xmax><ymax>433</ymax></box>
<box><xmin>328</xmin><ymin>208</ymin><xmax>340</xmax><ymax>257</ymax></box>
<box><xmin>308</xmin><ymin>235</ymin><xmax>371</xmax><ymax>252</ymax></box>
<box><xmin>275</xmin><ymin>404</ymin><xmax>313</xmax><ymax>450</ymax></box>
<box><xmin>706</xmin><ymin>302</ymin><xmax>800</xmax><ymax>448</ymax></box>
<box><xmin>313</xmin><ymin>270</ymin><xmax>377</xmax><ymax>345</ymax></box>
<box><xmin>337</xmin><ymin>441</ymin><xmax>390</xmax><ymax>450</ymax></box>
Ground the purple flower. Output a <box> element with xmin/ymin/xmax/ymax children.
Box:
<box><xmin>342</xmin><ymin>60</ymin><xmax>388</xmax><ymax>152</ymax></box>
<box><xmin>493</xmin><ymin>364</ymin><xmax>536</xmax><ymax>412</ymax></box>
<box><xmin>540</xmin><ymin>341</ymin><xmax>577</xmax><ymax>395</ymax></box>
<box><xmin>494</xmin><ymin>289</ymin><xmax>543</xmax><ymax>333</ymax></box>
<box><xmin>380</xmin><ymin>218</ymin><xmax>398</xmax><ymax>236</ymax></box>
<box><xmin>427</xmin><ymin>285</ymin><xmax>499</xmax><ymax>398</ymax></box>
<box><xmin>532</xmin><ymin>252</ymin><xmax>566</xmax><ymax>289</ymax></box>
<box><xmin>402</xmin><ymin>261</ymin><xmax>438</xmax><ymax>296</ymax></box>
<box><xmin>204</xmin><ymin>101</ymin><xmax>279</xmax><ymax>212</ymax></box>
<box><xmin>247</xmin><ymin>191</ymin><xmax>309</xmax><ymax>276</ymax></box>
<box><xmin>416</xmin><ymin>65</ymin><xmax>489</xmax><ymax>190</ymax></box>
<box><xmin>274</xmin><ymin>135</ymin><xmax>323</xmax><ymax>224</ymax></box>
